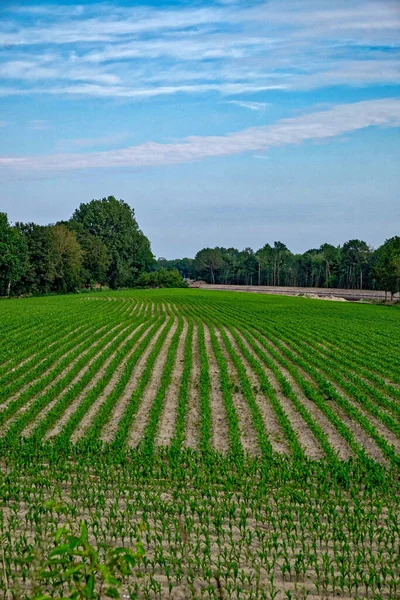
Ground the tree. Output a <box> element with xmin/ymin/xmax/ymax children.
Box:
<box><xmin>340</xmin><ymin>240</ymin><xmax>371</xmax><ymax>289</ymax></box>
<box><xmin>15</xmin><ymin>223</ymin><xmax>56</xmax><ymax>294</ymax></box>
<box><xmin>50</xmin><ymin>224</ymin><xmax>83</xmax><ymax>293</ymax></box>
<box><xmin>319</xmin><ymin>243</ymin><xmax>339</xmax><ymax>287</ymax></box>
<box><xmin>79</xmin><ymin>233</ymin><xmax>111</xmax><ymax>288</ymax></box>
<box><xmin>194</xmin><ymin>248</ymin><xmax>223</xmax><ymax>284</ymax></box>
<box><xmin>373</xmin><ymin>236</ymin><xmax>400</xmax><ymax>300</ymax></box>
<box><xmin>70</xmin><ymin>196</ymin><xmax>154</xmax><ymax>288</ymax></box>
<box><xmin>0</xmin><ymin>213</ymin><xmax>28</xmax><ymax>296</ymax></box>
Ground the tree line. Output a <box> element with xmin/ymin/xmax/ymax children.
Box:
<box><xmin>158</xmin><ymin>237</ymin><xmax>400</xmax><ymax>298</ymax></box>
<box><xmin>0</xmin><ymin>196</ymin><xmax>185</xmax><ymax>296</ymax></box>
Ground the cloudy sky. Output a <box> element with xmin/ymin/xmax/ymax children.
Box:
<box><xmin>0</xmin><ymin>0</ymin><xmax>399</xmax><ymax>258</ymax></box>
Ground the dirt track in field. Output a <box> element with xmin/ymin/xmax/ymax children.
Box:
<box><xmin>190</xmin><ymin>283</ymin><xmax>390</xmax><ymax>301</ymax></box>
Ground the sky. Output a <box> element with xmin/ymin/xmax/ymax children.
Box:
<box><xmin>0</xmin><ymin>0</ymin><xmax>399</xmax><ymax>258</ymax></box>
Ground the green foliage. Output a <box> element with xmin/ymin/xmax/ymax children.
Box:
<box><xmin>373</xmin><ymin>236</ymin><xmax>400</xmax><ymax>298</ymax></box>
<box><xmin>136</xmin><ymin>268</ymin><xmax>186</xmax><ymax>288</ymax></box>
<box><xmin>0</xmin><ymin>289</ymin><xmax>399</xmax><ymax>598</ymax></box>
<box><xmin>31</xmin><ymin>520</ymin><xmax>144</xmax><ymax>600</ymax></box>
<box><xmin>0</xmin><ymin>213</ymin><xmax>28</xmax><ymax>296</ymax></box>
<box><xmin>70</xmin><ymin>197</ymin><xmax>154</xmax><ymax>288</ymax></box>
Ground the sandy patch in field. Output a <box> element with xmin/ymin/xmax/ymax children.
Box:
<box><xmin>241</xmin><ymin>332</ymin><xmax>324</xmax><ymax>459</ymax></box>
<box><xmin>257</xmin><ymin>332</ymin><xmax>389</xmax><ymax>464</ymax></box>
<box><xmin>248</xmin><ymin>332</ymin><xmax>353</xmax><ymax>460</ymax></box>
<box><xmin>70</xmin><ymin>323</ymin><xmax>153</xmax><ymax>443</ymax></box>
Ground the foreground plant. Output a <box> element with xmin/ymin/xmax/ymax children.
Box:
<box><xmin>30</xmin><ymin>521</ymin><xmax>144</xmax><ymax>600</ymax></box>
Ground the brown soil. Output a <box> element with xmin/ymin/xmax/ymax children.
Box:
<box><xmin>246</xmin><ymin>331</ymin><xmax>353</xmax><ymax>460</ymax></box>
<box><xmin>128</xmin><ymin>318</ymin><xmax>179</xmax><ymax>447</ymax></box>
<box><xmin>46</xmin><ymin>323</ymin><xmax>145</xmax><ymax>440</ymax></box>
<box><xmin>184</xmin><ymin>324</ymin><xmax>201</xmax><ymax>450</ymax></box>
<box><xmin>155</xmin><ymin>318</ymin><xmax>188</xmax><ymax>447</ymax></box>
<box><xmin>238</xmin><ymin>331</ymin><xmax>324</xmax><ymax>459</ymax></box>
<box><xmin>223</xmin><ymin>328</ymin><xmax>289</xmax><ymax>455</ymax></box>
<box><xmin>20</xmin><ymin>324</ymin><xmax>129</xmax><ymax>438</ymax></box>
<box><xmin>256</xmin><ymin>332</ymin><xmax>389</xmax><ymax>463</ymax></box>
<box><xmin>70</xmin><ymin>323</ymin><xmax>152</xmax><ymax>443</ymax></box>
<box><xmin>100</xmin><ymin>318</ymin><xmax>169</xmax><ymax>443</ymax></box>
<box><xmin>203</xmin><ymin>322</ymin><xmax>230</xmax><ymax>453</ymax></box>
<box><xmin>214</xmin><ymin>327</ymin><xmax>260</xmax><ymax>456</ymax></box>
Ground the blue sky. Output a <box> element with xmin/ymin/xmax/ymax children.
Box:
<box><xmin>0</xmin><ymin>0</ymin><xmax>399</xmax><ymax>258</ymax></box>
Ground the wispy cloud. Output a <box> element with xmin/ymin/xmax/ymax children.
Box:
<box><xmin>1</xmin><ymin>99</ymin><xmax>399</xmax><ymax>174</ymax></box>
<box><xmin>0</xmin><ymin>1</ymin><xmax>399</xmax><ymax>101</ymax></box>
<box><xmin>227</xmin><ymin>101</ymin><xmax>269</xmax><ymax>111</ymax></box>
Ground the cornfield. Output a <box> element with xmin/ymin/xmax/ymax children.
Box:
<box><xmin>0</xmin><ymin>290</ymin><xmax>399</xmax><ymax>599</ymax></box>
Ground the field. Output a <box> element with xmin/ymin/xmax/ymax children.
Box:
<box><xmin>0</xmin><ymin>289</ymin><xmax>399</xmax><ymax>599</ymax></box>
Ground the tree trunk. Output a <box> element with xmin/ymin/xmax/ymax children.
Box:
<box><xmin>7</xmin><ymin>281</ymin><xmax>11</xmax><ymax>297</ymax></box>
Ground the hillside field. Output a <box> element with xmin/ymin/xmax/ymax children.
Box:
<box><xmin>0</xmin><ymin>289</ymin><xmax>399</xmax><ymax>599</ymax></box>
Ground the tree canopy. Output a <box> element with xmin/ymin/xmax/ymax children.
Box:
<box><xmin>0</xmin><ymin>197</ymin><xmax>163</xmax><ymax>296</ymax></box>
<box><xmin>70</xmin><ymin>196</ymin><xmax>154</xmax><ymax>288</ymax></box>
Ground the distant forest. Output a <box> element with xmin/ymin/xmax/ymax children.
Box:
<box><xmin>0</xmin><ymin>196</ymin><xmax>184</xmax><ymax>296</ymax></box>
<box><xmin>159</xmin><ymin>238</ymin><xmax>400</xmax><ymax>298</ymax></box>
<box><xmin>1</xmin><ymin>196</ymin><xmax>399</xmax><ymax>298</ymax></box>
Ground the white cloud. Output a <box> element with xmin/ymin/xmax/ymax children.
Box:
<box><xmin>1</xmin><ymin>99</ymin><xmax>399</xmax><ymax>173</ymax></box>
<box><xmin>227</xmin><ymin>101</ymin><xmax>269</xmax><ymax>111</ymax></box>
<box><xmin>0</xmin><ymin>0</ymin><xmax>398</xmax><ymax>100</ymax></box>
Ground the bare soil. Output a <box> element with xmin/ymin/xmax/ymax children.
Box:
<box><xmin>155</xmin><ymin>318</ymin><xmax>188</xmax><ymax>447</ymax></box>
<box><xmin>190</xmin><ymin>282</ymin><xmax>390</xmax><ymax>301</ymax></box>
<box><xmin>184</xmin><ymin>324</ymin><xmax>201</xmax><ymax>450</ymax></box>
<box><xmin>203</xmin><ymin>322</ymin><xmax>230</xmax><ymax>453</ymax></box>
<box><xmin>128</xmin><ymin>318</ymin><xmax>179</xmax><ymax>447</ymax></box>
<box><xmin>100</xmin><ymin>319</ymin><xmax>169</xmax><ymax>443</ymax></box>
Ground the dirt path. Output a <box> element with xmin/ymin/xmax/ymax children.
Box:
<box><xmin>203</xmin><ymin>323</ymin><xmax>230</xmax><ymax>453</ymax></box>
<box><xmin>214</xmin><ymin>327</ymin><xmax>260</xmax><ymax>456</ymax></box>
<box><xmin>190</xmin><ymin>283</ymin><xmax>388</xmax><ymax>301</ymax></box>
<box><xmin>128</xmin><ymin>318</ymin><xmax>179</xmax><ymax>447</ymax></box>
<box><xmin>100</xmin><ymin>318</ymin><xmax>169</xmax><ymax>443</ymax></box>
<box><xmin>184</xmin><ymin>324</ymin><xmax>201</xmax><ymax>450</ymax></box>
<box><xmin>155</xmin><ymin>318</ymin><xmax>188</xmax><ymax>447</ymax></box>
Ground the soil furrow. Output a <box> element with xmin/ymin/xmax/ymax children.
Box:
<box><xmin>214</xmin><ymin>327</ymin><xmax>260</xmax><ymax>456</ymax></box>
<box><xmin>100</xmin><ymin>319</ymin><xmax>169</xmax><ymax>443</ymax></box>
<box><xmin>184</xmin><ymin>324</ymin><xmax>201</xmax><ymax>450</ymax></box>
<box><xmin>203</xmin><ymin>322</ymin><xmax>230</xmax><ymax>454</ymax></box>
<box><xmin>128</xmin><ymin>317</ymin><xmax>179</xmax><ymax>447</ymax></box>
<box><xmin>46</xmin><ymin>323</ymin><xmax>145</xmax><ymax>440</ymax></box>
<box><xmin>155</xmin><ymin>318</ymin><xmax>188</xmax><ymax>447</ymax></box>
